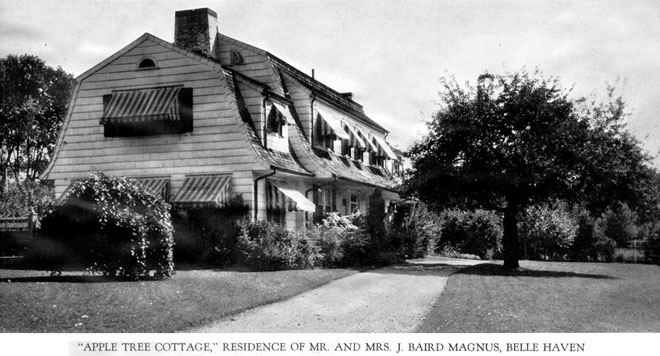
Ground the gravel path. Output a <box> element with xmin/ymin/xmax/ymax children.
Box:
<box><xmin>188</xmin><ymin>257</ymin><xmax>485</xmax><ymax>333</ymax></box>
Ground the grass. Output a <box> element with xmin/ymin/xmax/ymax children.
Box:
<box><xmin>417</xmin><ymin>260</ymin><xmax>660</xmax><ymax>332</ymax></box>
<box><xmin>0</xmin><ymin>267</ymin><xmax>356</xmax><ymax>333</ymax></box>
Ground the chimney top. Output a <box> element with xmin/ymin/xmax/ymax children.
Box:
<box><xmin>175</xmin><ymin>8</ymin><xmax>217</xmax><ymax>18</ymax></box>
<box><xmin>174</xmin><ymin>8</ymin><xmax>218</xmax><ymax>58</ymax></box>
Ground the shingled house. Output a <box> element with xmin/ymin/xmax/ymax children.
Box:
<box><xmin>41</xmin><ymin>8</ymin><xmax>402</xmax><ymax>231</ymax></box>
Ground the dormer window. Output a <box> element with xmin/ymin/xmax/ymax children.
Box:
<box><xmin>230</xmin><ymin>50</ymin><xmax>244</xmax><ymax>65</ymax></box>
<box><xmin>101</xmin><ymin>86</ymin><xmax>193</xmax><ymax>137</ymax></box>
<box><xmin>267</xmin><ymin>106</ymin><xmax>286</xmax><ymax>136</ymax></box>
<box><xmin>314</xmin><ymin>108</ymin><xmax>349</xmax><ymax>151</ymax></box>
<box><xmin>137</xmin><ymin>58</ymin><xmax>157</xmax><ymax>69</ymax></box>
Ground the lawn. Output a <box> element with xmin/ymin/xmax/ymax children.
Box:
<box><xmin>0</xmin><ymin>267</ymin><xmax>356</xmax><ymax>332</ymax></box>
<box><xmin>417</xmin><ymin>260</ymin><xmax>660</xmax><ymax>332</ymax></box>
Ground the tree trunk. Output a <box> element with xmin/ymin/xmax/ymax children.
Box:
<box><xmin>502</xmin><ymin>198</ymin><xmax>520</xmax><ymax>270</ymax></box>
<box><xmin>0</xmin><ymin>165</ymin><xmax>6</xmax><ymax>194</ymax></box>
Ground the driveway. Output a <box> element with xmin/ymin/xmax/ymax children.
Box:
<box><xmin>187</xmin><ymin>256</ymin><xmax>486</xmax><ymax>333</ymax></box>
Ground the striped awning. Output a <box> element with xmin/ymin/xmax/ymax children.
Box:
<box><xmin>133</xmin><ymin>177</ymin><xmax>169</xmax><ymax>201</ymax></box>
<box><xmin>371</xmin><ymin>134</ymin><xmax>398</xmax><ymax>160</ymax></box>
<box><xmin>271</xmin><ymin>102</ymin><xmax>294</xmax><ymax>124</ymax></box>
<box><xmin>101</xmin><ymin>86</ymin><xmax>181</xmax><ymax>124</ymax></box>
<box><xmin>268</xmin><ymin>180</ymin><xmax>316</xmax><ymax>212</ymax></box>
<box><xmin>356</xmin><ymin>128</ymin><xmax>379</xmax><ymax>152</ymax></box>
<box><xmin>343</xmin><ymin>123</ymin><xmax>366</xmax><ymax>149</ymax></box>
<box><xmin>171</xmin><ymin>174</ymin><xmax>232</xmax><ymax>207</ymax></box>
<box><xmin>315</xmin><ymin>108</ymin><xmax>350</xmax><ymax>140</ymax></box>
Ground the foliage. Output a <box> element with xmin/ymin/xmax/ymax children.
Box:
<box><xmin>0</xmin><ymin>179</ymin><xmax>53</xmax><ymax>217</ymax></box>
<box><xmin>35</xmin><ymin>172</ymin><xmax>174</xmax><ymax>279</ymax></box>
<box><xmin>405</xmin><ymin>69</ymin><xmax>657</xmax><ymax>269</ymax></box>
<box><xmin>519</xmin><ymin>202</ymin><xmax>578</xmax><ymax>260</ymax></box>
<box><xmin>236</xmin><ymin>220</ymin><xmax>317</xmax><ymax>270</ymax></box>
<box><xmin>569</xmin><ymin>209</ymin><xmax>600</xmax><ymax>262</ymax></box>
<box><xmin>170</xmin><ymin>195</ymin><xmax>249</xmax><ymax>266</ymax></box>
<box><xmin>435</xmin><ymin>209</ymin><xmax>502</xmax><ymax>259</ymax></box>
<box><xmin>600</xmin><ymin>203</ymin><xmax>639</xmax><ymax>246</ymax></box>
<box><xmin>310</xmin><ymin>212</ymin><xmax>388</xmax><ymax>267</ymax></box>
<box><xmin>389</xmin><ymin>201</ymin><xmax>441</xmax><ymax>258</ymax></box>
<box><xmin>613</xmin><ymin>248</ymin><xmax>646</xmax><ymax>263</ymax></box>
<box><xmin>0</xmin><ymin>54</ymin><xmax>75</xmax><ymax>184</ymax></box>
<box><xmin>592</xmin><ymin>232</ymin><xmax>617</xmax><ymax>263</ymax></box>
<box><xmin>366</xmin><ymin>189</ymin><xmax>386</xmax><ymax>243</ymax></box>
<box><xmin>644</xmin><ymin>223</ymin><xmax>660</xmax><ymax>265</ymax></box>
<box><xmin>310</xmin><ymin>212</ymin><xmax>358</xmax><ymax>266</ymax></box>
<box><xmin>436</xmin><ymin>245</ymin><xmax>482</xmax><ymax>260</ymax></box>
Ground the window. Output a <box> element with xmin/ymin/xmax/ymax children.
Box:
<box><xmin>138</xmin><ymin>58</ymin><xmax>157</xmax><ymax>69</ymax></box>
<box><xmin>230</xmin><ymin>50</ymin><xmax>244</xmax><ymax>65</ymax></box>
<box><xmin>102</xmin><ymin>86</ymin><xmax>193</xmax><ymax>137</ymax></box>
<box><xmin>266</xmin><ymin>181</ymin><xmax>286</xmax><ymax>226</ymax></box>
<box><xmin>267</xmin><ymin>106</ymin><xmax>285</xmax><ymax>136</ymax></box>
<box><xmin>314</xmin><ymin>115</ymin><xmax>335</xmax><ymax>150</ymax></box>
<box><xmin>312</xmin><ymin>185</ymin><xmax>336</xmax><ymax>223</ymax></box>
<box><xmin>349</xmin><ymin>194</ymin><xmax>360</xmax><ymax>214</ymax></box>
<box><xmin>352</xmin><ymin>147</ymin><xmax>363</xmax><ymax>161</ymax></box>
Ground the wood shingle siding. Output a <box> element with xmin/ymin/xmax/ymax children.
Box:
<box><xmin>46</xmin><ymin>36</ymin><xmax>269</xmax><ymax>208</ymax></box>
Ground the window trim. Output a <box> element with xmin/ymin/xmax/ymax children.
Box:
<box><xmin>136</xmin><ymin>57</ymin><xmax>158</xmax><ymax>70</ymax></box>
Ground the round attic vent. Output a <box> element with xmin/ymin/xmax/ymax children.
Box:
<box><xmin>138</xmin><ymin>58</ymin><xmax>157</xmax><ymax>69</ymax></box>
<box><xmin>230</xmin><ymin>50</ymin><xmax>244</xmax><ymax>65</ymax></box>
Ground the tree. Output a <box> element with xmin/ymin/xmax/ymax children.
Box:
<box><xmin>405</xmin><ymin>70</ymin><xmax>657</xmax><ymax>269</ymax></box>
<box><xmin>0</xmin><ymin>54</ymin><xmax>74</xmax><ymax>189</ymax></box>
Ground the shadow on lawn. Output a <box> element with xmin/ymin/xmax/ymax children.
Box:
<box><xmin>369</xmin><ymin>262</ymin><xmax>465</xmax><ymax>277</ymax></box>
<box><xmin>0</xmin><ymin>274</ymin><xmax>167</xmax><ymax>283</ymax></box>
<box><xmin>455</xmin><ymin>263</ymin><xmax>617</xmax><ymax>279</ymax></box>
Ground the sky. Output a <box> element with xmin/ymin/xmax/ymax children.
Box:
<box><xmin>1</xmin><ymin>0</ymin><xmax>659</xmax><ymax>166</ymax></box>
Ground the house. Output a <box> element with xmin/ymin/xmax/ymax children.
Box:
<box><xmin>41</xmin><ymin>7</ymin><xmax>402</xmax><ymax>231</ymax></box>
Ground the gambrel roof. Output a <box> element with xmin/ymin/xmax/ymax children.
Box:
<box><xmin>217</xmin><ymin>32</ymin><xmax>389</xmax><ymax>134</ymax></box>
<box><xmin>41</xmin><ymin>33</ymin><xmax>312</xmax><ymax>180</ymax></box>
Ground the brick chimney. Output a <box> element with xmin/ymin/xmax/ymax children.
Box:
<box><xmin>174</xmin><ymin>8</ymin><xmax>218</xmax><ymax>58</ymax></box>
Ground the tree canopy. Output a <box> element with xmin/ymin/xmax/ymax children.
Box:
<box><xmin>405</xmin><ymin>70</ymin><xmax>658</xmax><ymax>269</ymax></box>
<box><xmin>0</xmin><ymin>54</ymin><xmax>74</xmax><ymax>188</ymax></box>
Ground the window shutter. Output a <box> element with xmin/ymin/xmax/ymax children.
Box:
<box><xmin>312</xmin><ymin>184</ymin><xmax>322</xmax><ymax>223</ymax></box>
<box><xmin>179</xmin><ymin>88</ymin><xmax>193</xmax><ymax>133</ymax></box>
<box><xmin>331</xmin><ymin>188</ymin><xmax>337</xmax><ymax>212</ymax></box>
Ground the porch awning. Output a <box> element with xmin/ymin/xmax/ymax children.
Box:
<box><xmin>171</xmin><ymin>174</ymin><xmax>232</xmax><ymax>207</ymax></box>
<box><xmin>133</xmin><ymin>177</ymin><xmax>169</xmax><ymax>201</ymax></box>
<box><xmin>268</xmin><ymin>180</ymin><xmax>316</xmax><ymax>212</ymax></box>
<box><xmin>315</xmin><ymin>108</ymin><xmax>350</xmax><ymax>140</ymax></box>
<box><xmin>101</xmin><ymin>86</ymin><xmax>181</xmax><ymax>124</ymax></box>
<box><xmin>343</xmin><ymin>123</ymin><xmax>366</xmax><ymax>149</ymax></box>
<box><xmin>371</xmin><ymin>134</ymin><xmax>398</xmax><ymax>160</ymax></box>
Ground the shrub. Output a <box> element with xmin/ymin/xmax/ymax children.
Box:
<box><xmin>519</xmin><ymin>202</ymin><xmax>578</xmax><ymax>261</ymax></box>
<box><xmin>0</xmin><ymin>180</ymin><xmax>54</xmax><ymax>217</ymax></box>
<box><xmin>437</xmin><ymin>245</ymin><xmax>481</xmax><ymax>260</ymax></box>
<box><xmin>569</xmin><ymin>209</ymin><xmax>599</xmax><ymax>262</ymax></box>
<box><xmin>171</xmin><ymin>195</ymin><xmax>249</xmax><ymax>266</ymax></box>
<box><xmin>644</xmin><ymin>223</ymin><xmax>660</xmax><ymax>265</ymax></box>
<box><xmin>436</xmin><ymin>209</ymin><xmax>502</xmax><ymax>259</ymax></box>
<box><xmin>36</xmin><ymin>172</ymin><xmax>174</xmax><ymax>279</ymax></box>
<box><xmin>310</xmin><ymin>212</ymin><xmax>386</xmax><ymax>267</ymax></box>
<box><xmin>366</xmin><ymin>189</ymin><xmax>387</xmax><ymax>244</ymax></box>
<box><xmin>310</xmin><ymin>213</ymin><xmax>357</xmax><ymax>267</ymax></box>
<box><xmin>236</xmin><ymin>220</ymin><xmax>317</xmax><ymax>270</ymax></box>
<box><xmin>389</xmin><ymin>201</ymin><xmax>441</xmax><ymax>259</ymax></box>
<box><xmin>601</xmin><ymin>203</ymin><xmax>640</xmax><ymax>247</ymax></box>
<box><xmin>613</xmin><ymin>248</ymin><xmax>645</xmax><ymax>263</ymax></box>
